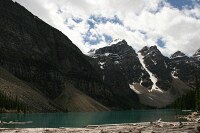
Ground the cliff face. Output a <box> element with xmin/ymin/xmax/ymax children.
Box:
<box><xmin>0</xmin><ymin>0</ymin><xmax>117</xmax><ymax>112</ymax></box>
<box><xmin>138</xmin><ymin>46</ymin><xmax>172</xmax><ymax>91</ymax></box>
<box><xmin>89</xmin><ymin>40</ymin><xmax>142</xmax><ymax>109</ymax></box>
<box><xmin>170</xmin><ymin>50</ymin><xmax>200</xmax><ymax>84</ymax></box>
<box><xmin>89</xmin><ymin>40</ymin><xmax>199</xmax><ymax>108</ymax></box>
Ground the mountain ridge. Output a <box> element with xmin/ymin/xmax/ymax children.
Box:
<box><xmin>0</xmin><ymin>0</ymin><xmax>200</xmax><ymax>112</ymax></box>
<box><xmin>88</xmin><ymin>39</ymin><xmax>199</xmax><ymax>107</ymax></box>
<box><xmin>0</xmin><ymin>0</ymin><xmax>116</xmax><ymax>112</ymax></box>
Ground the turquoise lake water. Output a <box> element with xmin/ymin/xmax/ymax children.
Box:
<box><xmin>0</xmin><ymin>109</ymin><xmax>191</xmax><ymax>128</ymax></box>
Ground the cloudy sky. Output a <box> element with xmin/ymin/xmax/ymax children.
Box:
<box><xmin>13</xmin><ymin>0</ymin><xmax>200</xmax><ymax>56</ymax></box>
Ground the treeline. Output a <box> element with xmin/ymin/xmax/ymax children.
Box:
<box><xmin>169</xmin><ymin>71</ymin><xmax>200</xmax><ymax>111</ymax></box>
<box><xmin>169</xmin><ymin>90</ymin><xmax>196</xmax><ymax>110</ymax></box>
<box><xmin>195</xmin><ymin>71</ymin><xmax>200</xmax><ymax>111</ymax></box>
<box><xmin>0</xmin><ymin>91</ymin><xmax>29</xmax><ymax>113</ymax></box>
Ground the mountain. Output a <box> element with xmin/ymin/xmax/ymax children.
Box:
<box><xmin>138</xmin><ymin>46</ymin><xmax>172</xmax><ymax>91</ymax></box>
<box><xmin>1</xmin><ymin>0</ymin><xmax>199</xmax><ymax>112</ymax></box>
<box><xmin>193</xmin><ymin>48</ymin><xmax>200</xmax><ymax>61</ymax></box>
<box><xmin>170</xmin><ymin>51</ymin><xmax>187</xmax><ymax>59</ymax></box>
<box><xmin>89</xmin><ymin>40</ymin><xmax>144</xmax><ymax>109</ymax></box>
<box><xmin>0</xmin><ymin>0</ymin><xmax>113</xmax><ymax>112</ymax></box>
<box><xmin>0</xmin><ymin>66</ymin><xmax>57</xmax><ymax>112</ymax></box>
<box><xmin>89</xmin><ymin>40</ymin><xmax>199</xmax><ymax>108</ymax></box>
<box><xmin>170</xmin><ymin>50</ymin><xmax>200</xmax><ymax>83</ymax></box>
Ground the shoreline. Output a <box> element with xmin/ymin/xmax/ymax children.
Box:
<box><xmin>0</xmin><ymin>121</ymin><xmax>200</xmax><ymax>133</ymax></box>
<box><xmin>1</xmin><ymin>111</ymin><xmax>199</xmax><ymax>132</ymax></box>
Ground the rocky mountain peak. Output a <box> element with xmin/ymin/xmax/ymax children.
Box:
<box><xmin>137</xmin><ymin>45</ymin><xmax>172</xmax><ymax>91</ymax></box>
<box><xmin>193</xmin><ymin>48</ymin><xmax>200</xmax><ymax>57</ymax></box>
<box><xmin>87</xmin><ymin>48</ymin><xmax>96</xmax><ymax>56</ymax></box>
<box><xmin>110</xmin><ymin>38</ymin><xmax>124</xmax><ymax>45</ymax></box>
<box><xmin>139</xmin><ymin>46</ymin><xmax>149</xmax><ymax>54</ymax></box>
<box><xmin>138</xmin><ymin>46</ymin><xmax>162</xmax><ymax>57</ymax></box>
<box><xmin>149</xmin><ymin>45</ymin><xmax>159</xmax><ymax>51</ymax></box>
<box><xmin>95</xmin><ymin>39</ymin><xmax>134</xmax><ymax>55</ymax></box>
<box><xmin>193</xmin><ymin>48</ymin><xmax>200</xmax><ymax>61</ymax></box>
<box><xmin>170</xmin><ymin>51</ymin><xmax>186</xmax><ymax>59</ymax></box>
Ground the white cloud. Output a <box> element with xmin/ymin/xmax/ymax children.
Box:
<box><xmin>13</xmin><ymin>0</ymin><xmax>200</xmax><ymax>56</ymax></box>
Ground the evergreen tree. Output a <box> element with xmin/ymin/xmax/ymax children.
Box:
<box><xmin>0</xmin><ymin>91</ymin><xmax>29</xmax><ymax>113</ymax></box>
<box><xmin>195</xmin><ymin>71</ymin><xmax>200</xmax><ymax>111</ymax></box>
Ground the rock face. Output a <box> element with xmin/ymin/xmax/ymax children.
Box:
<box><xmin>170</xmin><ymin>51</ymin><xmax>187</xmax><ymax>59</ymax></box>
<box><xmin>170</xmin><ymin>50</ymin><xmax>200</xmax><ymax>83</ymax></box>
<box><xmin>138</xmin><ymin>46</ymin><xmax>172</xmax><ymax>91</ymax></box>
<box><xmin>0</xmin><ymin>67</ymin><xmax>57</xmax><ymax>112</ymax></box>
<box><xmin>89</xmin><ymin>40</ymin><xmax>199</xmax><ymax>107</ymax></box>
<box><xmin>0</xmin><ymin>0</ymin><xmax>116</xmax><ymax>112</ymax></box>
<box><xmin>90</xmin><ymin>43</ymin><xmax>172</xmax><ymax>93</ymax></box>
<box><xmin>193</xmin><ymin>48</ymin><xmax>200</xmax><ymax>61</ymax></box>
<box><xmin>89</xmin><ymin>40</ymin><xmax>143</xmax><ymax>109</ymax></box>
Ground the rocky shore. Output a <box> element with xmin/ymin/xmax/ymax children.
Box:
<box><xmin>179</xmin><ymin>112</ymin><xmax>200</xmax><ymax>122</ymax></box>
<box><xmin>1</xmin><ymin>112</ymin><xmax>200</xmax><ymax>133</ymax></box>
<box><xmin>0</xmin><ymin>121</ymin><xmax>200</xmax><ymax>133</ymax></box>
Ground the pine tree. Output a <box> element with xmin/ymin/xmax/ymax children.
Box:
<box><xmin>0</xmin><ymin>91</ymin><xmax>29</xmax><ymax>113</ymax></box>
<box><xmin>195</xmin><ymin>71</ymin><xmax>200</xmax><ymax>111</ymax></box>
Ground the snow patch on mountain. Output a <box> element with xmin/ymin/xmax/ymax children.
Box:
<box><xmin>103</xmin><ymin>75</ymin><xmax>105</xmax><ymax>81</ymax></box>
<box><xmin>170</xmin><ymin>51</ymin><xmax>186</xmax><ymax>59</ymax></box>
<box><xmin>164</xmin><ymin>61</ymin><xmax>168</xmax><ymax>68</ymax></box>
<box><xmin>87</xmin><ymin>49</ymin><xmax>96</xmax><ymax>56</ymax></box>
<box><xmin>114</xmin><ymin>61</ymin><xmax>120</xmax><ymax>64</ymax></box>
<box><xmin>138</xmin><ymin>52</ymin><xmax>163</xmax><ymax>93</ymax></box>
<box><xmin>194</xmin><ymin>48</ymin><xmax>200</xmax><ymax>56</ymax></box>
<box><xmin>110</xmin><ymin>39</ymin><xmax>123</xmax><ymax>45</ymax></box>
<box><xmin>171</xmin><ymin>67</ymin><xmax>179</xmax><ymax>79</ymax></box>
<box><xmin>171</xmin><ymin>71</ymin><xmax>179</xmax><ymax>79</ymax></box>
<box><xmin>129</xmin><ymin>83</ymin><xmax>141</xmax><ymax>94</ymax></box>
<box><xmin>105</xmin><ymin>53</ymin><xmax>111</xmax><ymax>56</ymax></box>
<box><xmin>171</xmin><ymin>55</ymin><xmax>185</xmax><ymax>59</ymax></box>
<box><xmin>152</xmin><ymin>59</ymin><xmax>157</xmax><ymax>65</ymax></box>
<box><xmin>99</xmin><ymin>61</ymin><xmax>105</xmax><ymax>69</ymax></box>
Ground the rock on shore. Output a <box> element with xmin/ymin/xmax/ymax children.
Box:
<box><xmin>179</xmin><ymin>111</ymin><xmax>200</xmax><ymax>122</ymax></box>
<box><xmin>1</xmin><ymin>122</ymin><xmax>200</xmax><ymax>133</ymax></box>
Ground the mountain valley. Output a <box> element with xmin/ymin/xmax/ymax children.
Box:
<box><xmin>0</xmin><ymin>0</ymin><xmax>200</xmax><ymax>112</ymax></box>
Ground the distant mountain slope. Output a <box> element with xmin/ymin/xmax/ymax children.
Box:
<box><xmin>54</xmin><ymin>83</ymin><xmax>110</xmax><ymax>112</ymax></box>
<box><xmin>0</xmin><ymin>67</ymin><xmax>57</xmax><ymax>112</ymax></box>
<box><xmin>0</xmin><ymin>0</ymin><xmax>115</xmax><ymax>112</ymax></box>
<box><xmin>89</xmin><ymin>40</ymin><xmax>199</xmax><ymax>107</ymax></box>
<box><xmin>88</xmin><ymin>40</ymin><xmax>144</xmax><ymax>109</ymax></box>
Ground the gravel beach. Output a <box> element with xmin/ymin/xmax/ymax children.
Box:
<box><xmin>0</xmin><ymin>122</ymin><xmax>200</xmax><ymax>133</ymax></box>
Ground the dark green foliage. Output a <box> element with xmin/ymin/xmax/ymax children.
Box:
<box><xmin>169</xmin><ymin>90</ymin><xmax>196</xmax><ymax>110</ymax></box>
<box><xmin>0</xmin><ymin>91</ymin><xmax>29</xmax><ymax>113</ymax></box>
<box><xmin>195</xmin><ymin>72</ymin><xmax>200</xmax><ymax>110</ymax></box>
<box><xmin>169</xmin><ymin>71</ymin><xmax>200</xmax><ymax>111</ymax></box>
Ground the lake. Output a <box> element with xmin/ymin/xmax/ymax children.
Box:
<box><xmin>0</xmin><ymin>109</ymin><xmax>191</xmax><ymax>128</ymax></box>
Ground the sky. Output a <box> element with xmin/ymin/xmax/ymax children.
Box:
<box><xmin>12</xmin><ymin>0</ymin><xmax>200</xmax><ymax>56</ymax></box>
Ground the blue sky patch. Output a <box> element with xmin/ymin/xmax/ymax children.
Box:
<box><xmin>157</xmin><ymin>38</ymin><xmax>166</xmax><ymax>48</ymax></box>
<box><xmin>72</xmin><ymin>17</ymin><xmax>83</xmax><ymax>23</ymax></box>
<box><xmin>167</xmin><ymin>0</ymin><xmax>200</xmax><ymax>9</ymax></box>
<box><xmin>148</xmin><ymin>1</ymin><xmax>165</xmax><ymax>14</ymax></box>
<box><xmin>87</xmin><ymin>19</ymin><xmax>95</xmax><ymax>29</ymax></box>
<box><xmin>87</xmin><ymin>15</ymin><xmax>123</xmax><ymax>29</ymax></box>
<box><xmin>67</xmin><ymin>25</ymin><xmax>75</xmax><ymax>30</ymax></box>
<box><xmin>138</xmin><ymin>30</ymin><xmax>148</xmax><ymax>40</ymax></box>
<box><xmin>84</xmin><ymin>15</ymin><xmax>123</xmax><ymax>45</ymax></box>
<box><xmin>103</xmin><ymin>34</ymin><xmax>113</xmax><ymax>43</ymax></box>
<box><xmin>83</xmin><ymin>30</ymin><xmax>103</xmax><ymax>45</ymax></box>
